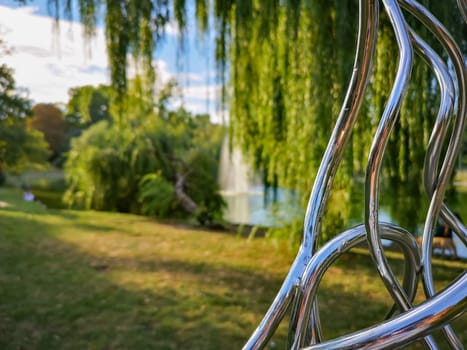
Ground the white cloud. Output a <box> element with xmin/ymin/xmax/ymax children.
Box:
<box><xmin>168</xmin><ymin>83</ymin><xmax>223</xmax><ymax>120</ymax></box>
<box><xmin>164</xmin><ymin>21</ymin><xmax>180</xmax><ymax>36</ymax></box>
<box><xmin>0</xmin><ymin>5</ymin><xmax>109</xmax><ymax>103</ymax></box>
<box><xmin>182</xmin><ymin>83</ymin><xmax>221</xmax><ymax>101</ymax></box>
<box><xmin>0</xmin><ymin>4</ymin><xmax>220</xmax><ymax>119</ymax></box>
<box><xmin>127</xmin><ymin>58</ymin><xmax>174</xmax><ymax>85</ymax></box>
<box><xmin>176</xmin><ymin>71</ymin><xmax>206</xmax><ymax>83</ymax></box>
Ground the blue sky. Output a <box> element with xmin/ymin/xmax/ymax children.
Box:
<box><xmin>0</xmin><ymin>0</ymin><xmax>222</xmax><ymax>121</ymax></box>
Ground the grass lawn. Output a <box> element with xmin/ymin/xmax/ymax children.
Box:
<box><xmin>0</xmin><ymin>187</ymin><xmax>465</xmax><ymax>349</ymax></box>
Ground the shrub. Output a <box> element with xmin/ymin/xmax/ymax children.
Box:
<box><xmin>64</xmin><ymin>112</ymin><xmax>225</xmax><ymax>224</ymax></box>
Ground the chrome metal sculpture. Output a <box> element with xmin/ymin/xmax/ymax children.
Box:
<box><xmin>244</xmin><ymin>0</ymin><xmax>466</xmax><ymax>349</ymax></box>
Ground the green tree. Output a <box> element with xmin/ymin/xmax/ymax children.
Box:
<box><xmin>64</xmin><ymin>78</ymin><xmax>224</xmax><ymax>223</ymax></box>
<box><xmin>144</xmin><ymin>110</ymin><xmax>225</xmax><ymax>223</ymax></box>
<box><xmin>64</xmin><ymin>111</ymin><xmax>224</xmax><ymax>222</ymax></box>
<box><xmin>28</xmin><ymin>103</ymin><xmax>67</xmax><ymax>160</ymax></box>
<box><xmin>64</xmin><ymin>120</ymin><xmax>157</xmax><ymax>211</ymax></box>
<box><xmin>0</xmin><ymin>118</ymin><xmax>50</xmax><ymax>182</ymax></box>
<box><xmin>0</xmin><ymin>64</ymin><xmax>30</xmax><ymax>121</ymax></box>
<box><xmin>65</xmin><ymin>85</ymin><xmax>112</xmax><ymax>130</ymax></box>
<box><xmin>0</xmin><ymin>40</ymin><xmax>49</xmax><ymax>183</ymax></box>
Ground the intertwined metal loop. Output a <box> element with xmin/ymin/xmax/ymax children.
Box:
<box><xmin>244</xmin><ymin>1</ymin><xmax>466</xmax><ymax>349</ymax></box>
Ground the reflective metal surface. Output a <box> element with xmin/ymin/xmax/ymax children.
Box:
<box><xmin>243</xmin><ymin>0</ymin><xmax>466</xmax><ymax>349</ymax></box>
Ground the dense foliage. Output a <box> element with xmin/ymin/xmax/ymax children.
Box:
<box><xmin>64</xmin><ymin>79</ymin><xmax>225</xmax><ymax>223</ymax></box>
<box><xmin>0</xmin><ymin>117</ymin><xmax>50</xmax><ymax>180</ymax></box>
<box><xmin>65</xmin><ymin>84</ymin><xmax>112</xmax><ymax>130</ymax></box>
<box><xmin>0</xmin><ymin>39</ymin><xmax>31</xmax><ymax>121</ymax></box>
<box><xmin>0</xmin><ymin>40</ymin><xmax>49</xmax><ymax>183</ymax></box>
<box><xmin>29</xmin><ymin>103</ymin><xmax>67</xmax><ymax>160</ymax></box>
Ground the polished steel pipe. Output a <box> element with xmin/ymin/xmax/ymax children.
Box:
<box><xmin>302</xmin><ymin>273</ymin><xmax>466</xmax><ymax>350</ymax></box>
<box><xmin>399</xmin><ymin>0</ymin><xmax>467</xmax><ymax>245</ymax></box>
<box><xmin>398</xmin><ymin>1</ymin><xmax>467</xmax><ymax>347</ymax></box>
<box><xmin>291</xmin><ymin>223</ymin><xmax>422</xmax><ymax>349</ymax></box>
<box><xmin>243</xmin><ymin>0</ymin><xmax>466</xmax><ymax>348</ymax></box>
<box><xmin>242</xmin><ymin>1</ymin><xmax>379</xmax><ymax>348</ymax></box>
<box><xmin>362</xmin><ymin>1</ymin><xmax>439</xmax><ymax>347</ymax></box>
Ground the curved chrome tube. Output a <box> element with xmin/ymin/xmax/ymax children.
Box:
<box><xmin>413</xmin><ymin>27</ymin><xmax>461</xmax><ymax>349</ymax></box>
<box><xmin>399</xmin><ymin>0</ymin><xmax>467</xmax><ymax>245</ymax></box>
<box><xmin>243</xmin><ymin>0</ymin><xmax>466</xmax><ymax>349</ymax></box>
<box><xmin>364</xmin><ymin>0</ymin><xmax>412</xmax><ymax>310</ymax></box>
<box><xmin>457</xmin><ymin>0</ymin><xmax>467</xmax><ymax>23</ymax></box>
<box><xmin>398</xmin><ymin>1</ymin><xmax>467</xmax><ymax>348</ymax></box>
<box><xmin>291</xmin><ymin>223</ymin><xmax>421</xmax><ymax>349</ymax></box>
<box><xmin>302</xmin><ymin>273</ymin><xmax>466</xmax><ymax>350</ymax></box>
<box><xmin>362</xmin><ymin>2</ymin><xmax>442</xmax><ymax>348</ymax></box>
<box><xmin>364</xmin><ymin>0</ymin><xmax>413</xmax><ymax>310</ymax></box>
<box><xmin>242</xmin><ymin>1</ymin><xmax>378</xmax><ymax>348</ymax></box>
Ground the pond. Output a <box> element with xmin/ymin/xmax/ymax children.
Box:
<box><xmin>220</xmin><ymin>184</ymin><xmax>467</xmax><ymax>259</ymax></box>
<box><xmin>219</xmin><ymin>139</ymin><xmax>467</xmax><ymax>258</ymax></box>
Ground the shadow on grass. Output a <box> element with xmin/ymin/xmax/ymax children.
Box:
<box><xmin>0</xmin><ymin>208</ymin><xmax>464</xmax><ymax>349</ymax></box>
<box><xmin>0</xmin><ymin>213</ymin><xmax>243</xmax><ymax>349</ymax></box>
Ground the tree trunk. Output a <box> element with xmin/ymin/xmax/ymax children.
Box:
<box><xmin>174</xmin><ymin>172</ymin><xmax>198</xmax><ymax>214</ymax></box>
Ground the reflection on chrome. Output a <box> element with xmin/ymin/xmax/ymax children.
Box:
<box><xmin>243</xmin><ymin>0</ymin><xmax>466</xmax><ymax>349</ymax></box>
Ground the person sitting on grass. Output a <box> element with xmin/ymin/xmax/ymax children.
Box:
<box><xmin>23</xmin><ymin>187</ymin><xmax>35</xmax><ymax>202</ymax></box>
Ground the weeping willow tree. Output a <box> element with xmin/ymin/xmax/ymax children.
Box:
<box><xmin>40</xmin><ymin>0</ymin><xmax>466</xmax><ymax>234</ymax></box>
<box><xmin>228</xmin><ymin>2</ymin><xmax>357</xmax><ymax>194</ymax></box>
<box><xmin>212</xmin><ymin>0</ymin><xmax>465</xmax><ymax>235</ymax></box>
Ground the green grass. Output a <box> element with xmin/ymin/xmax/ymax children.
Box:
<box><xmin>0</xmin><ymin>187</ymin><xmax>465</xmax><ymax>349</ymax></box>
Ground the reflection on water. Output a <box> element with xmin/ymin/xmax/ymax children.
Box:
<box><xmin>218</xmin><ymin>138</ymin><xmax>302</xmax><ymax>227</ymax></box>
<box><xmin>221</xmin><ymin>185</ymin><xmax>467</xmax><ymax>259</ymax></box>
<box><xmin>221</xmin><ymin>186</ymin><xmax>302</xmax><ymax>227</ymax></box>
